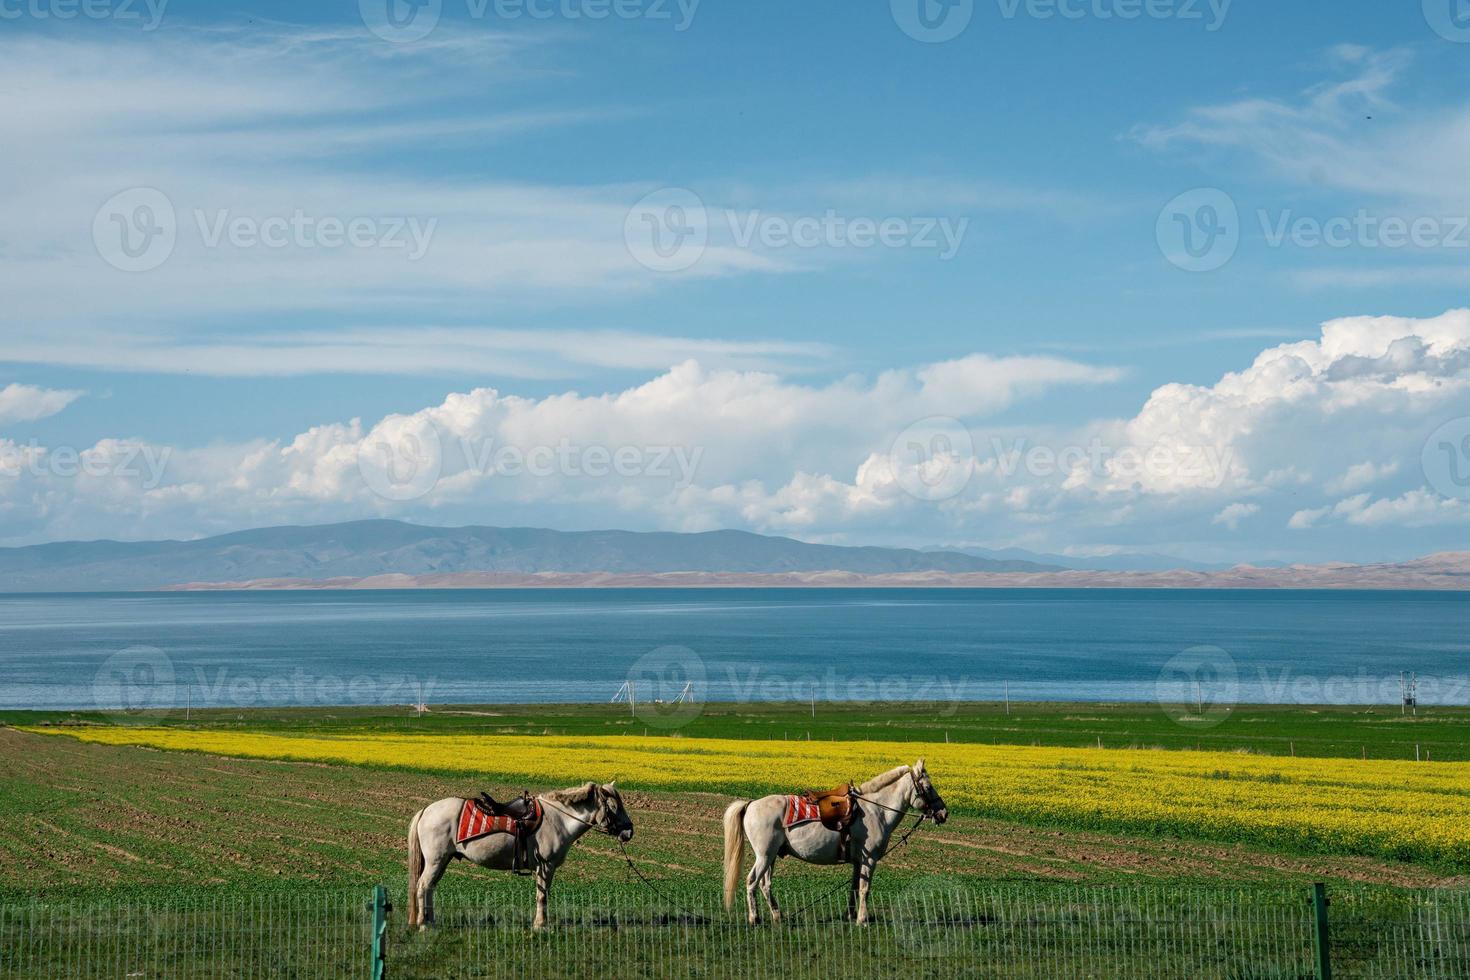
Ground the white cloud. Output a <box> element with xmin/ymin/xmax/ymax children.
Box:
<box><xmin>1211</xmin><ymin>502</ymin><xmax>1260</xmax><ymax>530</ymax></box>
<box><xmin>1327</xmin><ymin>460</ymin><xmax>1400</xmax><ymax>494</ymax></box>
<box><xmin>0</xmin><ymin>385</ymin><xmax>82</xmax><ymax>426</ymax></box>
<box><xmin>6</xmin><ymin>295</ymin><xmax>1470</xmax><ymax>554</ymax></box>
<box><xmin>1287</xmin><ymin>506</ymin><xmax>1330</xmax><ymax>530</ymax></box>
<box><xmin>0</xmin><ymin>327</ymin><xmax>833</xmax><ymax>379</ymax></box>
<box><xmin>1131</xmin><ymin>47</ymin><xmax>1465</xmax><ymax>205</ymax></box>
<box><xmin>0</xmin><ymin>352</ymin><xmax>1120</xmax><ymax>544</ymax></box>
<box><xmin>1330</xmin><ymin>490</ymin><xmax>1470</xmax><ymax>528</ymax></box>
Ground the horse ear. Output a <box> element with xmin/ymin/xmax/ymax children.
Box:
<box><xmin>915</xmin><ymin>758</ymin><xmax>926</xmax><ymax>774</ymax></box>
<box><xmin>606</xmin><ymin>780</ymin><xmax>618</xmax><ymax>791</ymax></box>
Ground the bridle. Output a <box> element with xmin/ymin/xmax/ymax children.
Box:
<box><xmin>538</xmin><ymin>789</ymin><xmax>629</xmax><ymax>839</ymax></box>
<box><xmin>853</xmin><ymin>768</ymin><xmax>940</xmax><ymax>821</ymax></box>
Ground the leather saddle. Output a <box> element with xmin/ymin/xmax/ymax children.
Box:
<box><xmin>802</xmin><ymin>782</ymin><xmax>858</xmax><ymax>858</ymax></box>
<box><xmin>474</xmin><ymin>791</ymin><xmax>540</xmax><ymax>874</ymax></box>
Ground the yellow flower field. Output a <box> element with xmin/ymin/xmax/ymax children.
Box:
<box><xmin>29</xmin><ymin>727</ymin><xmax>1470</xmax><ymax>869</ymax></box>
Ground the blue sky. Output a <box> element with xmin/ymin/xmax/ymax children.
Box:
<box><xmin>2</xmin><ymin>0</ymin><xmax>1470</xmax><ymax>563</ymax></box>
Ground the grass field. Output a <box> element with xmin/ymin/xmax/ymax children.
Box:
<box><xmin>8</xmin><ymin>698</ymin><xmax>1470</xmax><ymax>760</ymax></box>
<box><xmin>3</xmin><ymin>702</ymin><xmax>1468</xmax><ymax>975</ymax></box>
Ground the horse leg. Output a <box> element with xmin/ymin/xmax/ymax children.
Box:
<box><xmin>854</xmin><ymin>857</ymin><xmax>876</xmax><ymax>925</ymax></box>
<box><xmin>533</xmin><ymin>862</ymin><xmax>557</xmax><ymax>931</ymax></box>
<box><xmin>745</xmin><ymin>841</ymin><xmax>778</xmax><ymax>926</ymax></box>
<box><xmin>417</xmin><ymin>847</ymin><xmax>452</xmax><ymax>930</ymax></box>
<box><xmin>847</xmin><ymin>861</ymin><xmax>860</xmax><ymax>921</ymax></box>
<box><xmin>758</xmin><ymin>862</ymin><xmax>781</xmax><ymax>924</ymax></box>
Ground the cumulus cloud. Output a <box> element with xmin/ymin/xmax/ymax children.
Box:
<box><xmin>1212</xmin><ymin>503</ymin><xmax>1260</xmax><ymax>530</ymax></box>
<box><xmin>4</xmin><ymin>310</ymin><xmax>1470</xmax><ymax>555</ymax></box>
<box><xmin>0</xmin><ymin>385</ymin><xmax>82</xmax><ymax>426</ymax></box>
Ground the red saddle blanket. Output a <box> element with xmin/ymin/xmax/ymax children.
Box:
<box><xmin>455</xmin><ymin>799</ymin><xmax>542</xmax><ymax>845</ymax></box>
<box><xmin>783</xmin><ymin>796</ymin><xmax>822</xmax><ymax>828</ymax></box>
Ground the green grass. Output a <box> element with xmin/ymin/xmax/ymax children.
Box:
<box><xmin>7</xmin><ymin>699</ymin><xmax>1469</xmax><ymax>761</ymax></box>
<box><xmin>4</xmin><ymin>704</ymin><xmax>1468</xmax><ymax>977</ymax></box>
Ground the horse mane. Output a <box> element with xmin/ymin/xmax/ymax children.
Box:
<box><xmin>859</xmin><ymin>765</ymin><xmax>911</xmax><ymax>794</ymax></box>
<box><xmin>543</xmin><ymin>781</ymin><xmax>599</xmax><ymax>805</ymax></box>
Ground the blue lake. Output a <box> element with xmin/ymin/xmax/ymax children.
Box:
<box><xmin>1</xmin><ymin>589</ymin><xmax>1467</xmax><ymax>710</ymax></box>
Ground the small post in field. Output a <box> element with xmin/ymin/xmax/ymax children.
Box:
<box><xmin>1311</xmin><ymin>882</ymin><xmax>1332</xmax><ymax>979</ymax></box>
<box><xmin>367</xmin><ymin>884</ymin><xmax>391</xmax><ymax>980</ymax></box>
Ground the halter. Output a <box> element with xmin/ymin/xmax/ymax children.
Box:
<box><xmin>853</xmin><ymin>768</ymin><xmax>939</xmax><ymax>821</ymax></box>
<box><xmin>538</xmin><ymin>790</ymin><xmax>626</xmax><ymax>838</ymax></box>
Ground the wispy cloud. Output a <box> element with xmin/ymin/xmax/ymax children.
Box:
<box><xmin>0</xmin><ymin>326</ymin><xmax>833</xmax><ymax>378</ymax></box>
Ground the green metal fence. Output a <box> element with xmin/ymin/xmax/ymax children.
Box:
<box><xmin>1</xmin><ymin>883</ymin><xmax>1465</xmax><ymax>978</ymax></box>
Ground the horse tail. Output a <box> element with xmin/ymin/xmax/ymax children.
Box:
<box><xmin>407</xmin><ymin>808</ymin><xmax>425</xmax><ymax>927</ymax></box>
<box><xmin>722</xmin><ymin>799</ymin><xmax>749</xmax><ymax>911</ymax></box>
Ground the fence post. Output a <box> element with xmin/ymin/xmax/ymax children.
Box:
<box><xmin>368</xmin><ymin>884</ymin><xmax>391</xmax><ymax>980</ymax></box>
<box><xmin>1311</xmin><ymin>882</ymin><xmax>1332</xmax><ymax>980</ymax></box>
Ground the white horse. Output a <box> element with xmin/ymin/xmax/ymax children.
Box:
<box><xmin>723</xmin><ymin>759</ymin><xmax>948</xmax><ymax>925</ymax></box>
<box><xmin>407</xmin><ymin>782</ymin><xmax>634</xmax><ymax>931</ymax></box>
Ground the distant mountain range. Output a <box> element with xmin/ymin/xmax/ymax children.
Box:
<box><xmin>924</xmin><ymin>545</ymin><xmax>1289</xmax><ymax>573</ymax></box>
<box><xmin>0</xmin><ymin>520</ymin><xmax>1058</xmax><ymax>592</ymax></box>
<box><xmin>1</xmin><ymin>520</ymin><xmax>1464</xmax><ymax>592</ymax></box>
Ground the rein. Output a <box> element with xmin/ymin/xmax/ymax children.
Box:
<box><xmin>537</xmin><ymin>796</ymin><xmax>619</xmax><ymax>837</ymax></box>
<box><xmin>616</xmin><ymin>842</ymin><xmax>711</xmax><ymax>923</ymax></box>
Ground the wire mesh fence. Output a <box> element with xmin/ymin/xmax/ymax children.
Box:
<box><xmin>1</xmin><ymin>882</ymin><xmax>1465</xmax><ymax>978</ymax></box>
<box><xmin>0</xmin><ymin>890</ymin><xmax>369</xmax><ymax>979</ymax></box>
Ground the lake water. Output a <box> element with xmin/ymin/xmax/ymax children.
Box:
<box><xmin>1</xmin><ymin>589</ymin><xmax>1467</xmax><ymax>711</ymax></box>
